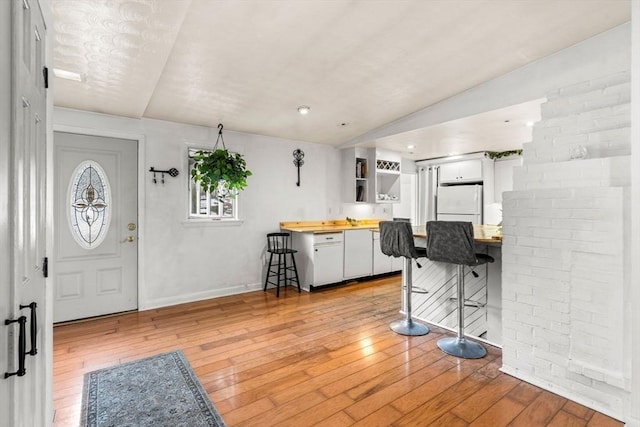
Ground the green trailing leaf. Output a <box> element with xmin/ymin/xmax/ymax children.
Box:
<box><xmin>191</xmin><ymin>149</ymin><xmax>252</xmax><ymax>197</ymax></box>
<box><xmin>487</xmin><ymin>149</ymin><xmax>523</xmax><ymax>159</ymax></box>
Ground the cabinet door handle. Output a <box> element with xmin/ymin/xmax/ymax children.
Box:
<box><xmin>4</xmin><ymin>315</ymin><xmax>27</xmax><ymax>378</ymax></box>
<box><xmin>19</xmin><ymin>302</ymin><xmax>37</xmax><ymax>356</ymax></box>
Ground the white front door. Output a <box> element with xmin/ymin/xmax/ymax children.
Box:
<box><xmin>1</xmin><ymin>0</ymin><xmax>49</xmax><ymax>426</ymax></box>
<box><xmin>53</xmin><ymin>132</ymin><xmax>138</xmax><ymax>323</ymax></box>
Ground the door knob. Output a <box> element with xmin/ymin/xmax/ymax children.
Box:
<box><xmin>126</xmin><ymin>236</ymin><xmax>135</xmax><ymax>242</ymax></box>
<box><xmin>127</xmin><ymin>223</ymin><xmax>137</xmax><ymax>231</ymax></box>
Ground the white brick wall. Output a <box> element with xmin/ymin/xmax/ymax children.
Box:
<box><xmin>501</xmin><ymin>71</ymin><xmax>631</xmax><ymax>419</ymax></box>
<box><xmin>525</xmin><ymin>71</ymin><xmax>631</xmax><ymax>165</ymax></box>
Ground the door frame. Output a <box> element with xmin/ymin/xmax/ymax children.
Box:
<box><xmin>51</xmin><ymin>124</ymin><xmax>146</xmax><ymax>318</ymax></box>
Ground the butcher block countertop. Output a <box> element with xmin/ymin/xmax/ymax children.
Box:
<box><xmin>280</xmin><ymin>219</ymin><xmax>382</xmax><ymax>233</ymax></box>
<box><xmin>280</xmin><ymin>220</ymin><xmax>502</xmax><ymax>244</ymax></box>
<box><xmin>412</xmin><ymin>225</ymin><xmax>502</xmax><ymax>244</ymax></box>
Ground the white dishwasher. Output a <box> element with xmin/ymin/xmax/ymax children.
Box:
<box><xmin>312</xmin><ymin>232</ymin><xmax>344</xmax><ymax>288</ymax></box>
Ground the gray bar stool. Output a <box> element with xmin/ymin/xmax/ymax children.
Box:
<box><xmin>379</xmin><ymin>221</ymin><xmax>429</xmax><ymax>336</ymax></box>
<box><xmin>426</xmin><ymin>221</ymin><xmax>494</xmax><ymax>359</ymax></box>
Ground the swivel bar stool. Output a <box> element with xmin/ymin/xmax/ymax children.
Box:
<box><xmin>426</xmin><ymin>221</ymin><xmax>494</xmax><ymax>359</ymax></box>
<box><xmin>379</xmin><ymin>221</ymin><xmax>429</xmax><ymax>336</ymax></box>
<box><xmin>263</xmin><ymin>232</ymin><xmax>301</xmax><ymax>297</ymax></box>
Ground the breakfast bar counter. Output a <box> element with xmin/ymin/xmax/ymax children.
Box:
<box><xmin>409</xmin><ymin>225</ymin><xmax>503</xmax><ymax>346</ymax></box>
<box><xmin>280</xmin><ymin>219</ymin><xmax>503</xmax><ymax>345</ymax></box>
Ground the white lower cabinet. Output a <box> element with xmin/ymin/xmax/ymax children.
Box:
<box><xmin>313</xmin><ymin>235</ymin><xmax>344</xmax><ymax>286</ymax></box>
<box><xmin>372</xmin><ymin>231</ymin><xmax>391</xmax><ymax>274</ymax></box>
<box><xmin>344</xmin><ymin>229</ymin><xmax>374</xmax><ymax>279</ymax></box>
<box><xmin>372</xmin><ymin>231</ymin><xmax>403</xmax><ymax>274</ymax></box>
<box><xmin>291</xmin><ymin>231</ymin><xmax>344</xmax><ymax>290</ymax></box>
<box><xmin>290</xmin><ymin>228</ymin><xmax>401</xmax><ymax>291</ymax></box>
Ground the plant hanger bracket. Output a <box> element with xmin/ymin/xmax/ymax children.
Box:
<box><xmin>213</xmin><ymin>123</ymin><xmax>227</xmax><ymax>151</ymax></box>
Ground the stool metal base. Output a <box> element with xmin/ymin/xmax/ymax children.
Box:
<box><xmin>437</xmin><ymin>336</ymin><xmax>486</xmax><ymax>359</ymax></box>
<box><xmin>389</xmin><ymin>318</ymin><xmax>429</xmax><ymax>336</ymax></box>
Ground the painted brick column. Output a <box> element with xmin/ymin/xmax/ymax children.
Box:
<box><xmin>501</xmin><ymin>71</ymin><xmax>631</xmax><ymax>419</ymax></box>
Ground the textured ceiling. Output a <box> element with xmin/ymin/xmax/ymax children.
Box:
<box><xmin>52</xmin><ymin>0</ymin><xmax>630</xmax><ymax>150</ymax></box>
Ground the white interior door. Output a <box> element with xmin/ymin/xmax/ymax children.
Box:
<box><xmin>1</xmin><ymin>0</ymin><xmax>49</xmax><ymax>426</ymax></box>
<box><xmin>53</xmin><ymin>132</ymin><xmax>138</xmax><ymax>323</ymax></box>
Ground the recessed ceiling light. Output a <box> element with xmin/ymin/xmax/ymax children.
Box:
<box><xmin>526</xmin><ymin>121</ymin><xmax>534</xmax><ymax>127</ymax></box>
<box><xmin>407</xmin><ymin>144</ymin><xmax>415</xmax><ymax>149</ymax></box>
<box><xmin>53</xmin><ymin>68</ymin><xmax>83</xmax><ymax>82</ymax></box>
<box><xmin>297</xmin><ymin>105</ymin><xmax>310</xmax><ymax>115</ymax></box>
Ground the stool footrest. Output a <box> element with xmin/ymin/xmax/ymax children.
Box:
<box><xmin>448</xmin><ymin>297</ymin><xmax>486</xmax><ymax>308</ymax></box>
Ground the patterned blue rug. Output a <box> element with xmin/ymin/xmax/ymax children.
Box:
<box><xmin>81</xmin><ymin>350</ymin><xmax>226</xmax><ymax>427</ymax></box>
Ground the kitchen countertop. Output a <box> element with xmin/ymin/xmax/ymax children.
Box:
<box><xmin>412</xmin><ymin>225</ymin><xmax>502</xmax><ymax>244</ymax></box>
<box><xmin>280</xmin><ymin>220</ymin><xmax>502</xmax><ymax>244</ymax></box>
<box><xmin>280</xmin><ymin>219</ymin><xmax>382</xmax><ymax>233</ymax></box>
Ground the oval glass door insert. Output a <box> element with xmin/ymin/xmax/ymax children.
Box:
<box><xmin>68</xmin><ymin>160</ymin><xmax>111</xmax><ymax>249</ymax></box>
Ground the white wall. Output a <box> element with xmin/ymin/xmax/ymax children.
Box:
<box><xmin>53</xmin><ymin>108</ymin><xmax>391</xmax><ymax>309</ymax></box>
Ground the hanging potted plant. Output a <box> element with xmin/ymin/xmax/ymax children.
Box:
<box><xmin>190</xmin><ymin>124</ymin><xmax>252</xmax><ymax>198</ymax></box>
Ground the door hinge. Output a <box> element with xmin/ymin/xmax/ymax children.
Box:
<box><xmin>42</xmin><ymin>257</ymin><xmax>48</xmax><ymax>278</ymax></box>
<box><xmin>43</xmin><ymin>66</ymin><xmax>48</xmax><ymax>89</ymax></box>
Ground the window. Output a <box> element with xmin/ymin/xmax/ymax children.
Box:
<box><xmin>188</xmin><ymin>148</ymin><xmax>238</xmax><ymax>220</ymax></box>
<box><xmin>68</xmin><ymin>160</ymin><xmax>111</xmax><ymax>249</ymax></box>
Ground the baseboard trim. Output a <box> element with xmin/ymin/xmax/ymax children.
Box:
<box><xmin>140</xmin><ymin>282</ymin><xmax>263</xmax><ymax>311</ymax></box>
<box><xmin>500</xmin><ymin>364</ymin><xmax>625</xmax><ymax>423</ymax></box>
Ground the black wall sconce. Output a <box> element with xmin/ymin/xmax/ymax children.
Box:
<box><xmin>293</xmin><ymin>149</ymin><xmax>305</xmax><ymax>186</ymax></box>
<box><xmin>149</xmin><ymin>167</ymin><xmax>179</xmax><ymax>184</ymax></box>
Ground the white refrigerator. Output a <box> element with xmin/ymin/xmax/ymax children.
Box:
<box><xmin>436</xmin><ymin>184</ymin><xmax>483</xmax><ymax>225</ymax></box>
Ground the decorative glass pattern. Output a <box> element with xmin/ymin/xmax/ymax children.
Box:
<box><xmin>68</xmin><ymin>161</ymin><xmax>111</xmax><ymax>249</ymax></box>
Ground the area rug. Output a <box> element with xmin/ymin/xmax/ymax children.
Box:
<box><xmin>81</xmin><ymin>350</ymin><xmax>226</xmax><ymax>427</ymax></box>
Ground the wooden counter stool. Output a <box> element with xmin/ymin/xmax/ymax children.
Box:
<box><xmin>379</xmin><ymin>221</ymin><xmax>429</xmax><ymax>336</ymax></box>
<box><xmin>426</xmin><ymin>221</ymin><xmax>494</xmax><ymax>359</ymax></box>
<box><xmin>264</xmin><ymin>232</ymin><xmax>301</xmax><ymax>297</ymax></box>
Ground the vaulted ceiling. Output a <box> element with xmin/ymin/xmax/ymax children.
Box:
<box><xmin>52</xmin><ymin>0</ymin><xmax>630</xmax><ymax>156</ymax></box>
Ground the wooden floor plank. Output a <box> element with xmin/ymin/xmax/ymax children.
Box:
<box><xmin>468</xmin><ymin>396</ymin><xmax>526</xmax><ymax>427</ymax></box>
<box><xmin>450</xmin><ymin>372</ymin><xmax>521</xmax><ymax>422</ymax></box>
<box><xmin>547</xmin><ymin>410</ymin><xmax>588</xmax><ymax>427</ymax></box>
<box><xmin>52</xmin><ymin>275</ymin><xmax>624</xmax><ymax>427</ymax></box>
<box><xmin>510</xmin><ymin>392</ymin><xmax>567</xmax><ymax>427</ymax></box>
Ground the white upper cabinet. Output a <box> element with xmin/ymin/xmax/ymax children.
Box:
<box><xmin>371</xmin><ymin>148</ymin><xmax>401</xmax><ymax>203</ymax></box>
<box><xmin>342</xmin><ymin>147</ymin><xmax>370</xmax><ymax>203</ymax></box>
<box><xmin>438</xmin><ymin>159</ymin><xmax>483</xmax><ymax>184</ymax></box>
<box><xmin>342</xmin><ymin>147</ymin><xmax>403</xmax><ymax>204</ymax></box>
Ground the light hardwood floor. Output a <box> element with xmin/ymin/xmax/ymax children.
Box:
<box><xmin>53</xmin><ymin>275</ymin><xmax>623</xmax><ymax>426</ymax></box>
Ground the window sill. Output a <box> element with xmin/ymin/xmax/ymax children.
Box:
<box><xmin>182</xmin><ymin>219</ymin><xmax>244</xmax><ymax>227</ymax></box>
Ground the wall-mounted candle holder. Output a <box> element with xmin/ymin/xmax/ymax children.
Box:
<box><xmin>149</xmin><ymin>167</ymin><xmax>179</xmax><ymax>184</ymax></box>
<box><xmin>293</xmin><ymin>149</ymin><xmax>305</xmax><ymax>186</ymax></box>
